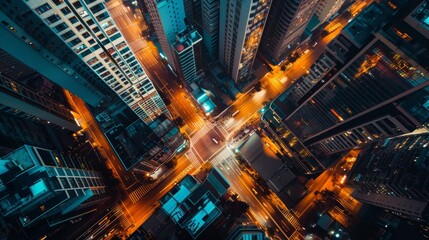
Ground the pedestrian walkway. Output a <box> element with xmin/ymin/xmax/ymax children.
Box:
<box><xmin>118</xmin><ymin>211</ymin><xmax>132</xmax><ymax>229</ymax></box>
<box><xmin>128</xmin><ymin>181</ymin><xmax>159</xmax><ymax>204</ymax></box>
<box><xmin>190</xmin><ymin>122</ymin><xmax>215</xmax><ymax>143</ymax></box>
<box><xmin>290</xmin><ymin>230</ymin><xmax>303</xmax><ymax>240</ymax></box>
<box><xmin>186</xmin><ymin>150</ymin><xmax>203</xmax><ymax>164</ymax></box>
<box><xmin>128</xmin><ymin>160</ymin><xmax>199</xmax><ymax>204</ymax></box>
<box><xmin>211</xmin><ymin>148</ymin><xmax>234</xmax><ymax>166</ymax></box>
<box><xmin>279</xmin><ymin>208</ymin><xmax>301</xmax><ymax>229</ymax></box>
<box><xmin>215</xmin><ymin>122</ymin><xmax>229</xmax><ymax>137</ymax></box>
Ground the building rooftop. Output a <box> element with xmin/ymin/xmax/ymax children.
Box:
<box><xmin>342</xmin><ymin>3</ymin><xmax>388</xmax><ymax>47</ymax></box>
<box><xmin>105</xmin><ymin>121</ymin><xmax>161</xmax><ymax>170</ymax></box>
<box><xmin>173</xmin><ymin>27</ymin><xmax>202</xmax><ymax>54</ymax></box>
<box><xmin>159</xmin><ymin>168</ymin><xmax>229</xmax><ymax>239</ymax></box>
<box><xmin>239</xmin><ymin>133</ymin><xmax>284</xmax><ymax>180</ymax></box>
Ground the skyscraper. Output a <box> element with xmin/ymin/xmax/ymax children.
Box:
<box><xmin>1</xmin><ymin>0</ymin><xmax>169</xmax><ymax>123</ymax></box>
<box><xmin>0</xmin><ymin>145</ymin><xmax>109</xmax><ymax>227</ymax></box>
<box><xmin>313</xmin><ymin>0</ymin><xmax>346</xmax><ymax>25</ymax></box>
<box><xmin>201</xmin><ymin>0</ymin><xmax>219</xmax><ymax>60</ymax></box>
<box><xmin>263</xmin><ymin>1</ymin><xmax>429</xmax><ymax>173</ymax></box>
<box><xmin>0</xmin><ymin>50</ymin><xmax>81</xmax><ymax>132</ymax></box>
<box><xmin>260</xmin><ymin>0</ymin><xmax>318</xmax><ymax>64</ymax></box>
<box><xmin>144</xmin><ymin>0</ymin><xmax>187</xmax><ymax>72</ymax></box>
<box><xmin>0</xmin><ymin>8</ymin><xmax>107</xmax><ymax>107</ymax></box>
<box><xmin>172</xmin><ymin>26</ymin><xmax>203</xmax><ymax>84</ymax></box>
<box><xmin>349</xmin><ymin>133</ymin><xmax>429</xmax><ymax>222</ymax></box>
<box><xmin>219</xmin><ymin>0</ymin><xmax>271</xmax><ymax>82</ymax></box>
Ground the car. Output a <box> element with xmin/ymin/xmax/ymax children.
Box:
<box><xmin>212</xmin><ymin>138</ymin><xmax>219</xmax><ymax>144</ymax></box>
<box><xmin>252</xmin><ymin>188</ymin><xmax>258</xmax><ymax>195</ymax></box>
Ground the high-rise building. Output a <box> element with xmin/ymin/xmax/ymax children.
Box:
<box><xmin>105</xmin><ymin>115</ymin><xmax>186</xmax><ymax>175</ymax></box>
<box><xmin>349</xmin><ymin>133</ymin><xmax>429</xmax><ymax>222</ymax></box>
<box><xmin>1</xmin><ymin>0</ymin><xmax>169</xmax><ymax>123</ymax></box>
<box><xmin>201</xmin><ymin>0</ymin><xmax>219</xmax><ymax>60</ymax></box>
<box><xmin>313</xmin><ymin>0</ymin><xmax>346</xmax><ymax>25</ymax></box>
<box><xmin>0</xmin><ymin>2</ymin><xmax>109</xmax><ymax>107</ymax></box>
<box><xmin>144</xmin><ymin>0</ymin><xmax>187</xmax><ymax>71</ymax></box>
<box><xmin>183</xmin><ymin>0</ymin><xmax>203</xmax><ymax>30</ymax></box>
<box><xmin>0</xmin><ymin>50</ymin><xmax>81</xmax><ymax>132</ymax></box>
<box><xmin>0</xmin><ymin>145</ymin><xmax>109</xmax><ymax>227</ymax></box>
<box><xmin>172</xmin><ymin>26</ymin><xmax>203</xmax><ymax>84</ymax></box>
<box><xmin>260</xmin><ymin>0</ymin><xmax>318</xmax><ymax>64</ymax></box>
<box><xmin>159</xmin><ymin>168</ymin><xmax>230</xmax><ymax>239</ymax></box>
<box><xmin>263</xmin><ymin>1</ymin><xmax>429</xmax><ymax>174</ymax></box>
<box><xmin>219</xmin><ymin>0</ymin><xmax>271</xmax><ymax>82</ymax></box>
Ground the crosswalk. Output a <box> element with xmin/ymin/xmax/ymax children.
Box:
<box><xmin>211</xmin><ymin>148</ymin><xmax>234</xmax><ymax>166</ymax></box>
<box><xmin>172</xmin><ymin>163</ymin><xmax>197</xmax><ymax>184</ymax></box>
<box><xmin>279</xmin><ymin>208</ymin><xmax>301</xmax><ymax>229</ymax></box>
<box><xmin>118</xmin><ymin>211</ymin><xmax>132</xmax><ymax>229</ymax></box>
<box><xmin>290</xmin><ymin>230</ymin><xmax>303</xmax><ymax>240</ymax></box>
<box><xmin>215</xmin><ymin>122</ymin><xmax>229</xmax><ymax>137</ymax></box>
<box><xmin>128</xmin><ymin>181</ymin><xmax>159</xmax><ymax>204</ymax></box>
<box><xmin>128</xmin><ymin>160</ymin><xmax>199</xmax><ymax>204</ymax></box>
<box><xmin>190</xmin><ymin>122</ymin><xmax>216</xmax><ymax>143</ymax></box>
<box><xmin>186</xmin><ymin>150</ymin><xmax>203</xmax><ymax>164</ymax></box>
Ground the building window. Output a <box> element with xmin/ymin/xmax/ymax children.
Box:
<box><xmin>52</xmin><ymin>0</ymin><xmax>64</xmax><ymax>5</ymax></box>
<box><xmin>96</xmin><ymin>12</ymin><xmax>109</xmax><ymax>22</ymax></box>
<box><xmin>61</xmin><ymin>30</ymin><xmax>74</xmax><ymax>40</ymax></box>
<box><xmin>45</xmin><ymin>14</ymin><xmax>61</xmax><ymax>24</ymax></box>
<box><xmin>73</xmin><ymin>1</ymin><xmax>83</xmax><ymax>9</ymax></box>
<box><xmin>60</xmin><ymin>6</ymin><xmax>71</xmax><ymax>15</ymax></box>
<box><xmin>54</xmin><ymin>22</ymin><xmax>68</xmax><ymax>32</ymax></box>
<box><xmin>35</xmin><ymin>3</ymin><xmax>51</xmax><ymax>15</ymax></box>
<box><xmin>92</xmin><ymin>26</ymin><xmax>101</xmax><ymax>33</ymax></box>
<box><xmin>69</xmin><ymin>16</ymin><xmax>78</xmax><ymax>24</ymax></box>
<box><xmin>86</xmin><ymin>19</ymin><xmax>95</xmax><ymax>26</ymax></box>
<box><xmin>68</xmin><ymin>37</ymin><xmax>82</xmax><ymax>47</ymax></box>
<box><xmin>90</xmin><ymin>3</ymin><xmax>105</xmax><ymax>14</ymax></box>
<box><xmin>76</xmin><ymin>24</ymin><xmax>84</xmax><ymax>31</ymax></box>
<box><xmin>74</xmin><ymin>44</ymin><xmax>87</xmax><ymax>54</ymax></box>
<box><xmin>80</xmin><ymin>49</ymin><xmax>92</xmax><ymax>58</ymax></box>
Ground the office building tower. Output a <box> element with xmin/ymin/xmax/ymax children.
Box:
<box><xmin>261</xmin><ymin>0</ymin><xmax>318</xmax><ymax>64</ymax></box>
<box><xmin>0</xmin><ymin>50</ymin><xmax>81</xmax><ymax>132</ymax></box>
<box><xmin>144</xmin><ymin>0</ymin><xmax>187</xmax><ymax>71</ymax></box>
<box><xmin>219</xmin><ymin>0</ymin><xmax>271</xmax><ymax>82</ymax></box>
<box><xmin>0</xmin><ymin>145</ymin><xmax>109</xmax><ymax>227</ymax></box>
<box><xmin>263</xmin><ymin>1</ymin><xmax>429</xmax><ymax>174</ymax></box>
<box><xmin>0</xmin><ymin>3</ymin><xmax>109</xmax><ymax>107</ymax></box>
<box><xmin>349</xmin><ymin>133</ymin><xmax>429</xmax><ymax>222</ymax></box>
<box><xmin>1</xmin><ymin>0</ymin><xmax>169</xmax><ymax>123</ymax></box>
<box><xmin>159</xmin><ymin>168</ymin><xmax>229</xmax><ymax>239</ymax></box>
<box><xmin>172</xmin><ymin>26</ymin><xmax>203</xmax><ymax>84</ymax></box>
<box><xmin>201</xmin><ymin>0</ymin><xmax>219</xmax><ymax>59</ymax></box>
<box><xmin>313</xmin><ymin>0</ymin><xmax>346</xmax><ymax>25</ymax></box>
<box><xmin>183</xmin><ymin>0</ymin><xmax>202</xmax><ymax>29</ymax></box>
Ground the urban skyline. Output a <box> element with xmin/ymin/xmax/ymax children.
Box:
<box><xmin>1</xmin><ymin>0</ymin><xmax>428</xmax><ymax>240</ymax></box>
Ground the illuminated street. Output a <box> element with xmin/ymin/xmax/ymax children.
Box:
<box><xmin>2</xmin><ymin>0</ymin><xmax>427</xmax><ymax>239</ymax></box>
<box><xmin>77</xmin><ymin>0</ymin><xmax>370</xmax><ymax>237</ymax></box>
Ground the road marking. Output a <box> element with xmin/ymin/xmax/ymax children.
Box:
<box><xmin>128</xmin><ymin>181</ymin><xmax>159</xmax><ymax>203</ymax></box>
